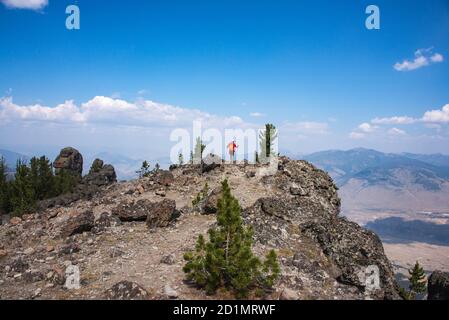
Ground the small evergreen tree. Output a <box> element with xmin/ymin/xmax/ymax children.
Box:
<box><xmin>0</xmin><ymin>157</ymin><xmax>11</xmax><ymax>214</ymax></box>
<box><xmin>38</xmin><ymin>156</ymin><xmax>55</xmax><ymax>199</ymax></box>
<box><xmin>53</xmin><ymin>168</ymin><xmax>77</xmax><ymax>196</ymax></box>
<box><xmin>408</xmin><ymin>261</ymin><xmax>427</xmax><ymax>299</ymax></box>
<box><xmin>184</xmin><ymin>179</ymin><xmax>279</xmax><ymax>298</ymax></box>
<box><xmin>136</xmin><ymin>160</ymin><xmax>151</xmax><ymax>178</ymax></box>
<box><xmin>258</xmin><ymin>124</ymin><xmax>277</xmax><ymax>163</ymax></box>
<box><xmin>10</xmin><ymin>159</ymin><xmax>36</xmax><ymax>216</ymax></box>
<box><xmin>193</xmin><ymin>137</ymin><xmax>206</xmax><ymax>164</ymax></box>
<box><xmin>192</xmin><ymin>182</ymin><xmax>209</xmax><ymax>207</ymax></box>
<box><xmin>178</xmin><ymin>153</ymin><xmax>184</xmax><ymax>166</ymax></box>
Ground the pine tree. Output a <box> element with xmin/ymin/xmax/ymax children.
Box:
<box><xmin>178</xmin><ymin>153</ymin><xmax>184</xmax><ymax>166</ymax></box>
<box><xmin>408</xmin><ymin>261</ymin><xmax>427</xmax><ymax>299</ymax></box>
<box><xmin>0</xmin><ymin>157</ymin><xmax>11</xmax><ymax>214</ymax></box>
<box><xmin>258</xmin><ymin>124</ymin><xmax>277</xmax><ymax>163</ymax></box>
<box><xmin>37</xmin><ymin>156</ymin><xmax>55</xmax><ymax>199</ymax></box>
<box><xmin>184</xmin><ymin>179</ymin><xmax>280</xmax><ymax>298</ymax></box>
<box><xmin>153</xmin><ymin>163</ymin><xmax>160</xmax><ymax>173</ymax></box>
<box><xmin>10</xmin><ymin>159</ymin><xmax>36</xmax><ymax>216</ymax></box>
<box><xmin>53</xmin><ymin>168</ymin><xmax>77</xmax><ymax>196</ymax></box>
<box><xmin>136</xmin><ymin>160</ymin><xmax>151</xmax><ymax>178</ymax></box>
<box><xmin>193</xmin><ymin>137</ymin><xmax>206</xmax><ymax>164</ymax></box>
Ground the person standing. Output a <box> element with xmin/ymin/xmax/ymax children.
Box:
<box><xmin>227</xmin><ymin>139</ymin><xmax>238</xmax><ymax>163</ymax></box>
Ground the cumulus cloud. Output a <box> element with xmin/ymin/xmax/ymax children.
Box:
<box><xmin>388</xmin><ymin>127</ymin><xmax>406</xmax><ymax>136</ymax></box>
<box><xmin>358</xmin><ymin>122</ymin><xmax>377</xmax><ymax>133</ymax></box>
<box><xmin>1</xmin><ymin>0</ymin><xmax>48</xmax><ymax>10</ymax></box>
<box><xmin>0</xmin><ymin>97</ymin><xmax>84</xmax><ymax>123</ymax></box>
<box><xmin>348</xmin><ymin>122</ymin><xmax>378</xmax><ymax>139</ymax></box>
<box><xmin>394</xmin><ymin>48</ymin><xmax>444</xmax><ymax>72</ymax></box>
<box><xmin>0</xmin><ymin>96</ymin><xmax>250</xmax><ymax>130</ymax></box>
<box><xmin>422</xmin><ymin>104</ymin><xmax>449</xmax><ymax>123</ymax></box>
<box><xmin>431</xmin><ymin>53</ymin><xmax>444</xmax><ymax>63</ymax></box>
<box><xmin>371</xmin><ymin>116</ymin><xmax>417</xmax><ymax>125</ymax></box>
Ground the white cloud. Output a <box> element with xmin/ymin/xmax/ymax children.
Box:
<box><xmin>249</xmin><ymin>112</ymin><xmax>265</xmax><ymax>117</ymax></box>
<box><xmin>348</xmin><ymin>122</ymin><xmax>378</xmax><ymax>139</ymax></box>
<box><xmin>358</xmin><ymin>122</ymin><xmax>377</xmax><ymax>133</ymax></box>
<box><xmin>0</xmin><ymin>97</ymin><xmax>84</xmax><ymax>123</ymax></box>
<box><xmin>0</xmin><ymin>96</ymin><xmax>253</xmax><ymax>131</ymax></box>
<box><xmin>422</xmin><ymin>104</ymin><xmax>449</xmax><ymax>123</ymax></box>
<box><xmin>371</xmin><ymin>116</ymin><xmax>416</xmax><ymax>125</ymax></box>
<box><xmin>388</xmin><ymin>127</ymin><xmax>406</xmax><ymax>136</ymax></box>
<box><xmin>1</xmin><ymin>0</ymin><xmax>48</xmax><ymax>10</ymax></box>
<box><xmin>431</xmin><ymin>53</ymin><xmax>444</xmax><ymax>63</ymax></box>
<box><xmin>394</xmin><ymin>48</ymin><xmax>444</xmax><ymax>72</ymax></box>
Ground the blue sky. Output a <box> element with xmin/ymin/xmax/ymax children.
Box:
<box><xmin>0</xmin><ymin>0</ymin><xmax>448</xmax><ymax>160</ymax></box>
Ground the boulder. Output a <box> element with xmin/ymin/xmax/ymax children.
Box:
<box><xmin>112</xmin><ymin>199</ymin><xmax>153</xmax><ymax>222</ymax></box>
<box><xmin>93</xmin><ymin>212</ymin><xmax>121</xmax><ymax>232</ymax></box>
<box><xmin>153</xmin><ymin>170</ymin><xmax>174</xmax><ymax>186</ymax></box>
<box><xmin>160</xmin><ymin>254</ymin><xmax>176</xmax><ymax>265</ymax></box>
<box><xmin>89</xmin><ymin>158</ymin><xmax>104</xmax><ymax>174</ymax></box>
<box><xmin>105</xmin><ymin>281</ymin><xmax>150</xmax><ymax>300</ymax></box>
<box><xmin>83</xmin><ymin>159</ymin><xmax>117</xmax><ymax>187</ymax></box>
<box><xmin>53</xmin><ymin>147</ymin><xmax>83</xmax><ymax>179</ymax></box>
<box><xmin>201</xmin><ymin>153</ymin><xmax>222</xmax><ymax>173</ymax></box>
<box><xmin>146</xmin><ymin>199</ymin><xmax>177</xmax><ymax>229</ymax></box>
<box><xmin>60</xmin><ymin>210</ymin><xmax>94</xmax><ymax>237</ymax></box>
<box><xmin>428</xmin><ymin>270</ymin><xmax>449</xmax><ymax>300</ymax></box>
<box><xmin>202</xmin><ymin>186</ymin><xmax>222</xmax><ymax>214</ymax></box>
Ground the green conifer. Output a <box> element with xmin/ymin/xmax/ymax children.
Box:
<box><xmin>408</xmin><ymin>261</ymin><xmax>427</xmax><ymax>299</ymax></box>
<box><xmin>258</xmin><ymin>124</ymin><xmax>277</xmax><ymax>163</ymax></box>
<box><xmin>184</xmin><ymin>179</ymin><xmax>279</xmax><ymax>298</ymax></box>
<box><xmin>10</xmin><ymin>159</ymin><xmax>36</xmax><ymax>216</ymax></box>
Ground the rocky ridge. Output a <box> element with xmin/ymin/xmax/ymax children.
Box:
<box><xmin>0</xmin><ymin>153</ymin><xmax>401</xmax><ymax>300</ymax></box>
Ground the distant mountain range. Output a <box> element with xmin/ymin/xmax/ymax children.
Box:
<box><xmin>0</xmin><ymin>149</ymin><xmax>28</xmax><ymax>173</ymax></box>
<box><xmin>303</xmin><ymin>148</ymin><xmax>449</xmax><ymax>218</ymax></box>
<box><xmin>303</xmin><ymin>148</ymin><xmax>449</xmax><ymax>190</ymax></box>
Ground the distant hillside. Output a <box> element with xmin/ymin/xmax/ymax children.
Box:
<box><xmin>303</xmin><ymin>148</ymin><xmax>449</xmax><ymax>216</ymax></box>
<box><xmin>0</xmin><ymin>149</ymin><xmax>28</xmax><ymax>173</ymax></box>
<box><xmin>401</xmin><ymin>153</ymin><xmax>449</xmax><ymax>168</ymax></box>
<box><xmin>303</xmin><ymin>148</ymin><xmax>449</xmax><ymax>190</ymax></box>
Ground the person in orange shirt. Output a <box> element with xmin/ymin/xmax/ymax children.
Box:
<box><xmin>227</xmin><ymin>139</ymin><xmax>238</xmax><ymax>163</ymax></box>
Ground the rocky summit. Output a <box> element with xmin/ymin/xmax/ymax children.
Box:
<box><xmin>0</xmin><ymin>154</ymin><xmax>401</xmax><ymax>300</ymax></box>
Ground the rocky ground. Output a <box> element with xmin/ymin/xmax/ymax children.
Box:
<box><xmin>0</xmin><ymin>155</ymin><xmax>402</xmax><ymax>300</ymax></box>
